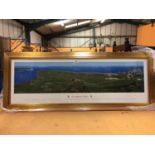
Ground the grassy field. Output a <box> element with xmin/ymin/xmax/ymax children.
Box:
<box><xmin>14</xmin><ymin>70</ymin><xmax>144</xmax><ymax>93</ymax></box>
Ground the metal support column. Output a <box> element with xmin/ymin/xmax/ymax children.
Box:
<box><xmin>41</xmin><ymin>36</ymin><xmax>48</xmax><ymax>48</ymax></box>
<box><xmin>25</xmin><ymin>26</ymin><xmax>31</xmax><ymax>46</ymax></box>
<box><xmin>92</xmin><ymin>27</ymin><xmax>96</xmax><ymax>47</ymax></box>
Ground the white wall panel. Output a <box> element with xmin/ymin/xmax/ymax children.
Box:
<box><xmin>121</xmin><ymin>37</ymin><xmax>125</xmax><ymax>45</ymax></box>
<box><xmin>70</xmin><ymin>38</ymin><xmax>74</xmax><ymax>47</ymax></box>
<box><xmin>0</xmin><ymin>19</ymin><xmax>23</xmax><ymax>39</ymax></box>
<box><xmin>115</xmin><ymin>38</ymin><xmax>121</xmax><ymax>45</ymax></box>
<box><xmin>85</xmin><ymin>29</ymin><xmax>91</xmax><ymax>36</ymax></box>
<box><xmin>14</xmin><ymin>26</ymin><xmax>18</xmax><ymax>39</ymax></box>
<box><xmin>121</xmin><ymin>23</ymin><xmax>127</xmax><ymax>35</ymax></box>
<box><xmin>104</xmin><ymin>38</ymin><xmax>109</xmax><ymax>45</ymax></box>
<box><xmin>95</xmin><ymin>27</ymin><xmax>101</xmax><ymax>36</ymax></box>
<box><xmin>105</xmin><ymin>25</ymin><xmax>111</xmax><ymax>36</ymax></box>
<box><xmin>131</xmin><ymin>25</ymin><xmax>137</xmax><ymax>35</ymax></box>
<box><xmin>8</xmin><ymin>20</ymin><xmax>14</xmax><ymax>38</ymax></box>
<box><xmin>3</xmin><ymin>20</ymin><xmax>9</xmax><ymax>37</ymax></box>
<box><xmin>80</xmin><ymin>38</ymin><xmax>90</xmax><ymax>47</ymax></box>
<box><xmin>72</xmin><ymin>38</ymin><xmax>77</xmax><ymax>47</ymax></box>
<box><xmin>71</xmin><ymin>32</ymin><xmax>79</xmax><ymax>36</ymax></box>
<box><xmin>115</xmin><ymin>23</ymin><xmax>121</xmax><ymax>35</ymax></box>
<box><xmin>12</xmin><ymin>20</ymin><xmax>20</xmax><ymax>39</ymax></box>
<box><xmin>64</xmin><ymin>38</ymin><xmax>70</xmax><ymax>47</ymax></box>
<box><xmin>17</xmin><ymin>27</ymin><xmax>23</xmax><ymax>39</ymax></box>
<box><xmin>101</xmin><ymin>26</ymin><xmax>106</xmax><ymax>36</ymax></box>
<box><xmin>75</xmin><ymin>38</ymin><xmax>78</xmax><ymax>47</ymax></box>
<box><xmin>83</xmin><ymin>38</ymin><xmax>89</xmax><ymax>47</ymax></box>
<box><xmin>67</xmin><ymin>38</ymin><xmax>70</xmax><ymax>47</ymax></box>
<box><xmin>30</xmin><ymin>31</ymin><xmax>41</xmax><ymax>44</ymax></box>
<box><xmin>102</xmin><ymin>38</ymin><xmax>105</xmax><ymax>45</ymax></box>
<box><xmin>12</xmin><ymin>22</ymin><xmax>16</xmax><ymax>39</ymax></box>
<box><xmin>76</xmin><ymin>32</ymin><xmax>81</xmax><ymax>36</ymax></box>
<box><xmin>126</xmin><ymin>24</ymin><xmax>132</xmax><ymax>35</ymax></box>
<box><xmin>87</xmin><ymin>38</ymin><xmax>92</xmax><ymax>47</ymax></box>
<box><xmin>111</xmin><ymin>23</ymin><xmax>116</xmax><ymax>36</ymax></box>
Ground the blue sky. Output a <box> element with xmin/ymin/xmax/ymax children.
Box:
<box><xmin>15</xmin><ymin>61</ymin><xmax>144</xmax><ymax>68</ymax></box>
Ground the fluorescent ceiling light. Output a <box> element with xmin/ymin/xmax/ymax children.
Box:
<box><xmin>59</xmin><ymin>20</ymin><xmax>71</xmax><ymax>26</ymax></box>
<box><xmin>51</xmin><ymin>20</ymin><xmax>71</xmax><ymax>26</ymax></box>
<box><xmin>65</xmin><ymin>23</ymin><xmax>77</xmax><ymax>29</ymax></box>
<box><xmin>65</xmin><ymin>20</ymin><xmax>90</xmax><ymax>29</ymax></box>
<box><xmin>78</xmin><ymin>20</ymin><xmax>91</xmax><ymax>25</ymax></box>
<box><xmin>95</xmin><ymin>19</ymin><xmax>106</xmax><ymax>23</ymax></box>
<box><xmin>100</xmin><ymin>19</ymin><xmax>106</xmax><ymax>23</ymax></box>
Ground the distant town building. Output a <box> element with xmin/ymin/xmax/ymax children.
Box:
<box><xmin>127</xmin><ymin>68</ymin><xmax>143</xmax><ymax>79</ymax></box>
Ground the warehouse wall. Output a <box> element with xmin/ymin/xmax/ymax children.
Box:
<box><xmin>0</xmin><ymin>19</ymin><xmax>24</xmax><ymax>39</ymax></box>
<box><xmin>49</xmin><ymin>23</ymin><xmax>137</xmax><ymax>48</ymax></box>
<box><xmin>30</xmin><ymin>31</ymin><xmax>42</xmax><ymax>44</ymax></box>
<box><xmin>0</xmin><ymin>19</ymin><xmax>42</xmax><ymax>45</ymax></box>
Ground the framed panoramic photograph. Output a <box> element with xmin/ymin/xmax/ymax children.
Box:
<box><xmin>3</xmin><ymin>52</ymin><xmax>154</xmax><ymax>111</ymax></box>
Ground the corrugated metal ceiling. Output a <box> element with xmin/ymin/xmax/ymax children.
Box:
<box><xmin>16</xmin><ymin>19</ymin><xmax>154</xmax><ymax>37</ymax></box>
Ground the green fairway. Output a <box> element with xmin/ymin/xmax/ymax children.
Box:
<box><xmin>14</xmin><ymin>70</ymin><xmax>144</xmax><ymax>93</ymax></box>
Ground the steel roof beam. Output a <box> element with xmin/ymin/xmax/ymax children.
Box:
<box><xmin>14</xmin><ymin>19</ymin><xmax>64</xmax><ymax>30</ymax></box>
<box><xmin>28</xmin><ymin>19</ymin><xmax>63</xmax><ymax>30</ymax></box>
<box><xmin>111</xmin><ymin>19</ymin><xmax>139</xmax><ymax>25</ymax></box>
<box><xmin>14</xmin><ymin>19</ymin><xmax>53</xmax><ymax>38</ymax></box>
<box><xmin>13</xmin><ymin>19</ymin><xmax>29</xmax><ymax>26</ymax></box>
<box><xmin>13</xmin><ymin>19</ymin><xmax>64</xmax><ymax>35</ymax></box>
<box><xmin>45</xmin><ymin>23</ymin><xmax>99</xmax><ymax>40</ymax></box>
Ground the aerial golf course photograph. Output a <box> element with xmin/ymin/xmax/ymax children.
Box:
<box><xmin>14</xmin><ymin>60</ymin><xmax>144</xmax><ymax>93</ymax></box>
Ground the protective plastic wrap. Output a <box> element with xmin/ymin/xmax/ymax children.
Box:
<box><xmin>1</xmin><ymin>50</ymin><xmax>155</xmax><ymax>112</ymax></box>
<box><xmin>129</xmin><ymin>46</ymin><xmax>155</xmax><ymax>110</ymax></box>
